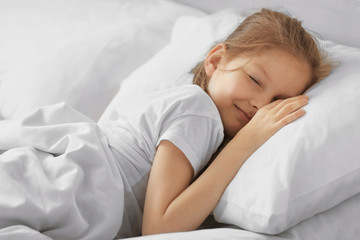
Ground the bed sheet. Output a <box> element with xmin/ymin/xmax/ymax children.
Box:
<box><xmin>123</xmin><ymin>191</ymin><xmax>360</xmax><ymax>240</ymax></box>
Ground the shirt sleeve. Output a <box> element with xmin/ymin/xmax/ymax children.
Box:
<box><xmin>157</xmin><ymin>114</ymin><xmax>224</xmax><ymax>176</ymax></box>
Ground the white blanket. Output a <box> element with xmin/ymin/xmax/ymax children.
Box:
<box><xmin>0</xmin><ymin>103</ymin><xmax>124</xmax><ymax>240</ymax></box>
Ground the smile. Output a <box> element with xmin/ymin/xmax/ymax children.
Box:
<box><xmin>234</xmin><ymin>105</ymin><xmax>251</xmax><ymax>123</ymax></box>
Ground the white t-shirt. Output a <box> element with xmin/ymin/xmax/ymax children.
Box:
<box><xmin>101</xmin><ymin>84</ymin><xmax>224</xmax><ymax>238</ymax></box>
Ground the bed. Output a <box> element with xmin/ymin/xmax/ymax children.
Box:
<box><xmin>0</xmin><ymin>0</ymin><xmax>359</xmax><ymax>239</ymax></box>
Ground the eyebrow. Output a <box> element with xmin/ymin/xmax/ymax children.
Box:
<box><xmin>253</xmin><ymin>63</ymin><xmax>271</xmax><ymax>83</ymax></box>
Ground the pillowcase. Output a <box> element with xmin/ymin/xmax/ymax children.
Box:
<box><xmin>99</xmin><ymin>10</ymin><xmax>360</xmax><ymax>234</ymax></box>
<box><xmin>213</xmin><ymin>39</ymin><xmax>360</xmax><ymax>233</ymax></box>
<box><xmin>277</xmin><ymin>192</ymin><xmax>360</xmax><ymax>240</ymax></box>
<box><xmin>0</xmin><ymin>0</ymin><xmax>204</xmax><ymax>121</ymax></box>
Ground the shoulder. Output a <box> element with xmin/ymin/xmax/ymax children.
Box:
<box><xmin>155</xmin><ymin>84</ymin><xmax>220</xmax><ymax>121</ymax></box>
<box><xmin>106</xmin><ymin>84</ymin><xmax>222</xmax><ymax>130</ymax></box>
<box><xmin>150</xmin><ymin>84</ymin><xmax>207</xmax><ymax>101</ymax></box>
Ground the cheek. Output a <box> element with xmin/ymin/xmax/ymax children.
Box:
<box><xmin>208</xmin><ymin>70</ymin><xmax>250</xmax><ymax>104</ymax></box>
<box><xmin>223</xmin><ymin>84</ymin><xmax>241</xmax><ymax>102</ymax></box>
<box><xmin>223</xmin><ymin>73</ymin><xmax>250</xmax><ymax>99</ymax></box>
<box><xmin>215</xmin><ymin>80</ymin><xmax>240</xmax><ymax>103</ymax></box>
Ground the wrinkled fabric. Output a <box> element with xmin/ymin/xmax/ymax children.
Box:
<box><xmin>0</xmin><ymin>103</ymin><xmax>124</xmax><ymax>240</ymax></box>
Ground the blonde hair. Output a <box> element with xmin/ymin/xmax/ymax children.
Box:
<box><xmin>192</xmin><ymin>8</ymin><xmax>333</xmax><ymax>91</ymax></box>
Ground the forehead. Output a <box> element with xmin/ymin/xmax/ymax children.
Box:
<box><xmin>230</xmin><ymin>48</ymin><xmax>311</xmax><ymax>97</ymax></box>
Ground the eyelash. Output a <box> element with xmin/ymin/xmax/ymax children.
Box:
<box><xmin>249</xmin><ymin>75</ymin><xmax>261</xmax><ymax>86</ymax></box>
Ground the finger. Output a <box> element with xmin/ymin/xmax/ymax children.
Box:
<box><xmin>275</xmin><ymin>97</ymin><xmax>308</xmax><ymax>120</ymax></box>
<box><xmin>263</xmin><ymin>94</ymin><xmax>308</xmax><ymax>111</ymax></box>
<box><xmin>271</xmin><ymin>95</ymin><xmax>308</xmax><ymax>115</ymax></box>
<box><xmin>276</xmin><ymin>108</ymin><xmax>306</xmax><ymax>127</ymax></box>
<box><xmin>273</xmin><ymin>95</ymin><xmax>308</xmax><ymax>110</ymax></box>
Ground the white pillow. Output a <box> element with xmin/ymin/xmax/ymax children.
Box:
<box><xmin>277</xmin><ymin>192</ymin><xmax>360</xmax><ymax>240</ymax></box>
<box><xmin>98</xmin><ymin>10</ymin><xmax>244</xmax><ymax>124</ymax></box>
<box><xmin>98</xmin><ymin>11</ymin><xmax>360</xmax><ymax>234</ymax></box>
<box><xmin>0</xmin><ymin>0</ymin><xmax>204</xmax><ymax>120</ymax></box>
<box><xmin>213</xmin><ymin>39</ymin><xmax>360</xmax><ymax>233</ymax></box>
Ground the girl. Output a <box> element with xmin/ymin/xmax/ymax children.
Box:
<box><xmin>141</xmin><ymin>8</ymin><xmax>333</xmax><ymax>236</ymax></box>
<box><xmin>0</xmin><ymin>8</ymin><xmax>333</xmax><ymax>240</ymax></box>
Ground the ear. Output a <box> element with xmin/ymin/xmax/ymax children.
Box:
<box><xmin>205</xmin><ymin>43</ymin><xmax>226</xmax><ymax>78</ymax></box>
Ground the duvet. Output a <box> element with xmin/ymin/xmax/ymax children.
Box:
<box><xmin>0</xmin><ymin>103</ymin><xmax>124</xmax><ymax>240</ymax></box>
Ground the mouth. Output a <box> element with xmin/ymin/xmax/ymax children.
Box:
<box><xmin>234</xmin><ymin>105</ymin><xmax>251</xmax><ymax>123</ymax></box>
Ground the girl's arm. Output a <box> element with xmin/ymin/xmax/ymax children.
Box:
<box><xmin>142</xmin><ymin>95</ymin><xmax>308</xmax><ymax>235</ymax></box>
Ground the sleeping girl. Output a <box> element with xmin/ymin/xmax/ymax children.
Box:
<box><xmin>0</xmin><ymin>8</ymin><xmax>332</xmax><ymax>240</ymax></box>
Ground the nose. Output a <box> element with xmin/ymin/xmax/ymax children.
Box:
<box><xmin>251</xmin><ymin>95</ymin><xmax>273</xmax><ymax>111</ymax></box>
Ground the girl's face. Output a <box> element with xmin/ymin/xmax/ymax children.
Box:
<box><xmin>206</xmin><ymin>46</ymin><xmax>311</xmax><ymax>137</ymax></box>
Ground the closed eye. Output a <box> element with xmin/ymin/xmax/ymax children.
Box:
<box><xmin>272</xmin><ymin>96</ymin><xmax>287</xmax><ymax>102</ymax></box>
<box><xmin>249</xmin><ymin>75</ymin><xmax>261</xmax><ymax>86</ymax></box>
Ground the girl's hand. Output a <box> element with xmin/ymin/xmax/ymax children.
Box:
<box><xmin>239</xmin><ymin>95</ymin><xmax>309</xmax><ymax>149</ymax></box>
